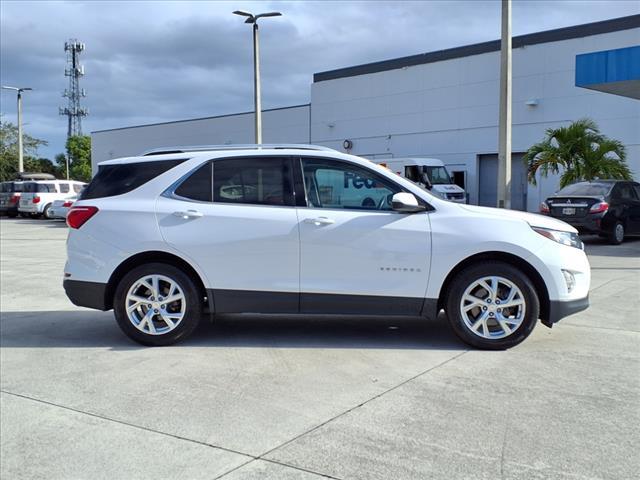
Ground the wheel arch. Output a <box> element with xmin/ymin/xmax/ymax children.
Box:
<box><xmin>105</xmin><ymin>251</ymin><xmax>208</xmax><ymax>311</ymax></box>
<box><xmin>436</xmin><ymin>251</ymin><xmax>550</xmax><ymax>324</ymax></box>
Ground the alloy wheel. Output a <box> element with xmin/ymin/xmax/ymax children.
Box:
<box><xmin>125</xmin><ymin>274</ymin><xmax>186</xmax><ymax>335</ymax></box>
<box><xmin>459</xmin><ymin>276</ymin><xmax>526</xmax><ymax>340</ymax></box>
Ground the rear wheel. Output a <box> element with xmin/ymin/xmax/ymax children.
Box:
<box><xmin>42</xmin><ymin>203</ymin><xmax>53</xmax><ymax>219</ymax></box>
<box><xmin>608</xmin><ymin>221</ymin><xmax>624</xmax><ymax>245</ymax></box>
<box><xmin>445</xmin><ymin>261</ymin><xmax>539</xmax><ymax>350</ymax></box>
<box><xmin>114</xmin><ymin>263</ymin><xmax>202</xmax><ymax>346</ymax></box>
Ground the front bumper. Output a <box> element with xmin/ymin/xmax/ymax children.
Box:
<box><xmin>542</xmin><ymin>295</ymin><xmax>590</xmax><ymax>327</ymax></box>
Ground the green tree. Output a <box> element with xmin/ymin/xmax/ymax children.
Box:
<box><xmin>0</xmin><ymin>120</ymin><xmax>49</xmax><ymax>181</ymax></box>
<box><xmin>66</xmin><ymin>135</ymin><xmax>92</xmax><ymax>182</ymax></box>
<box><xmin>524</xmin><ymin>118</ymin><xmax>632</xmax><ymax>188</ymax></box>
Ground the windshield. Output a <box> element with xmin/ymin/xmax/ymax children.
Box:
<box><xmin>556</xmin><ymin>183</ymin><xmax>612</xmax><ymax>196</ymax></box>
<box><xmin>423</xmin><ymin>166</ymin><xmax>452</xmax><ymax>185</ymax></box>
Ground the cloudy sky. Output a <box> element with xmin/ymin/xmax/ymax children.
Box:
<box><xmin>1</xmin><ymin>0</ymin><xmax>638</xmax><ymax>159</ymax></box>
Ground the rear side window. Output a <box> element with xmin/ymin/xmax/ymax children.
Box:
<box><xmin>174</xmin><ymin>163</ymin><xmax>213</xmax><ymax>202</ymax></box>
<box><xmin>59</xmin><ymin>183</ymin><xmax>70</xmax><ymax>193</ymax></box>
<box><xmin>213</xmin><ymin>158</ymin><xmax>294</xmax><ymax>206</ymax></box>
<box><xmin>81</xmin><ymin>159</ymin><xmax>185</xmax><ymax>200</ymax></box>
<box><xmin>36</xmin><ymin>183</ymin><xmax>57</xmax><ymax>193</ymax></box>
<box><xmin>22</xmin><ymin>182</ymin><xmax>36</xmax><ymax>193</ymax></box>
<box><xmin>633</xmin><ymin>184</ymin><xmax>640</xmax><ymax>200</ymax></box>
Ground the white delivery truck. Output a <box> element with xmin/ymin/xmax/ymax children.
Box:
<box><xmin>378</xmin><ymin>157</ymin><xmax>467</xmax><ymax>203</ymax></box>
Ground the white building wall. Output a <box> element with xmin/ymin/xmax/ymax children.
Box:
<box><xmin>91</xmin><ymin>105</ymin><xmax>310</xmax><ymax>172</ymax></box>
<box><xmin>310</xmin><ymin>28</ymin><xmax>640</xmax><ymax>210</ymax></box>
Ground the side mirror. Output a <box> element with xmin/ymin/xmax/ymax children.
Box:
<box><xmin>391</xmin><ymin>192</ymin><xmax>426</xmax><ymax>213</ymax></box>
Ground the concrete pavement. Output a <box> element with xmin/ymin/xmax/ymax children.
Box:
<box><xmin>1</xmin><ymin>218</ymin><xmax>638</xmax><ymax>479</ymax></box>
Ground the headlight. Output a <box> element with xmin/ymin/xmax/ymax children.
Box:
<box><xmin>531</xmin><ymin>226</ymin><xmax>583</xmax><ymax>250</ymax></box>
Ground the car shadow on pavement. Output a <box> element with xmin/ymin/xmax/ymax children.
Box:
<box><xmin>0</xmin><ymin>310</ymin><xmax>466</xmax><ymax>351</ymax></box>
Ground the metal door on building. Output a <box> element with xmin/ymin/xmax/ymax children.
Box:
<box><xmin>478</xmin><ymin>153</ymin><xmax>528</xmax><ymax>211</ymax></box>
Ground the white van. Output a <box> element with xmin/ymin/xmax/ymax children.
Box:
<box><xmin>19</xmin><ymin>180</ymin><xmax>86</xmax><ymax>218</ymax></box>
<box><xmin>379</xmin><ymin>158</ymin><xmax>466</xmax><ymax>203</ymax></box>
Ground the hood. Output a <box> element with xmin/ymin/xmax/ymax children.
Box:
<box><xmin>458</xmin><ymin>204</ymin><xmax>577</xmax><ymax>233</ymax></box>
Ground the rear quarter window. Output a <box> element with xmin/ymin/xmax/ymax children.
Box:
<box><xmin>81</xmin><ymin>159</ymin><xmax>186</xmax><ymax>200</ymax></box>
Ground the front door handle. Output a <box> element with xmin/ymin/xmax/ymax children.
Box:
<box><xmin>304</xmin><ymin>216</ymin><xmax>335</xmax><ymax>226</ymax></box>
<box><xmin>173</xmin><ymin>209</ymin><xmax>203</xmax><ymax>219</ymax></box>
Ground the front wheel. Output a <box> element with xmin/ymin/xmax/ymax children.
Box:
<box><xmin>114</xmin><ymin>263</ymin><xmax>202</xmax><ymax>346</ymax></box>
<box><xmin>445</xmin><ymin>261</ymin><xmax>539</xmax><ymax>350</ymax></box>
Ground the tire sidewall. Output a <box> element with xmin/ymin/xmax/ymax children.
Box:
<box><xmin>446</xmin><ymin>262</ymin><xmax>540</xmax><ymax>350</ymax></box>
<box><xmin>609</xmin><ymin>221</ymin><xmax>624</xmax><ymax>245</ymax></box>
<box><xmin>114</xmin><ymin>263</ymin><xmax>202</xmax><ymax>346</ymax></box>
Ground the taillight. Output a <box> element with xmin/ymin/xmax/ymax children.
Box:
<box><xmin>9</xmin><ymin>195</ymin><xmax>19</xmax><ymax>204</ymax></box>
<box><xmin>32</xmin><ymin>196</ymin><xmax>41</xmax><ymax>204</ymax></box>
<box><xmin>63</xmin><ymin>201</ymin><xmax>74</xmax><ymax>208</ymax></box>
<box><xmin>539</xmin><ymin>202</ymin><xmax>550</xmax><ymax>214</ymax></box>
<box><xmin>589</xmin><ymin>202</ymin><xmax>609</xmax><ymax>214</ymax></box>
<box><xmin>67</xmin><ymin>206</ymin><xmax>99</xmax><ymax>229</ymax></box>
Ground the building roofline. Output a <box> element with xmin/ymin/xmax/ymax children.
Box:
<box><xmin>314</xmin><ymin>14</ymin><xmax>640</xmax><ymax>83</ymax></box>
<box><xmin>91</xmin><ymin>103</ymin><xmax>310</xmax><ymax>134</ymax></box>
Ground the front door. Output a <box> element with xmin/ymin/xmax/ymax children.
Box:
<box><xmin>297</xmin><ymin>157</ymin><xmax>431</xmax><ymax>315</ymax></box>
<box><xmin>156</xmin><ymin>157</ymin><xmax>300</xmax><ymax>313</ymax></box>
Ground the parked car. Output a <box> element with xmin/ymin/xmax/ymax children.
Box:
<box><xmin>19</xmin><ymin>180</ymin><xmax>86</xmax><ymax>219</ymax></box>
<box><xmin>48</xmin><ymin>197</ymin><xmax>77</xmax><ymax>219</ymax></box>
<box><xmin>540</xmin><ymin>180</ymin><xmax>640</xmax><ymax>245</ymax></box>
<box><xmin>64</xmin><ymin>145</ymin><xmax>590</xmax><ymax>349</ymax></box>
<box><xmin>0</xmin><ymin>181</ymin><xmax>25</xmax><ymax>217</ymax></box>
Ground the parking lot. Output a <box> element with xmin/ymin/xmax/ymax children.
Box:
<box><xmin>0</xmin><ymin>217</ymin><xmax>638</xmax><ymax>480</ymax></box>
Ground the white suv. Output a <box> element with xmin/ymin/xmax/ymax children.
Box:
<box><xmin>19</xmin><ymin>180</ymin><xmax>86</xmax><ymax>218</ymax></box>
<box><xmin>64</xmin><ymin>145</ymin><xmax>590</xmax><ymax>349</ymax></box>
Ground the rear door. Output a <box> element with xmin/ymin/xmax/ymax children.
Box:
<box><xmin>156</xmin><ymin>157</ymin><xmax>301</xmax><ymax>313</ymax></box>
<box><xmin>296</xmin><ymin>157</ymin><xmax>431</xmax><ymax>315</ymax></box>
<box><xmin>621</xmin><ymin>182</ymin><xmax>640</xmax><ymax>234</ymax></box>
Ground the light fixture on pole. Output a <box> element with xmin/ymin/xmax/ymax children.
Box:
<box><xmin>2</xmin><ymin>85</ymin><xmax>33</xmax><ymax>174</ymax></box>
<box><xmin>233</xmin><ymin>9</ymin><xmax>282</xmax><ymax>144</ymax></box>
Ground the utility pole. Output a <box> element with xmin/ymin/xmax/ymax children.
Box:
<box><xmin>497</xmin><ymin>0</ymin><xmax>512</xmax><ymax>209</ymax></box>
<box><xmin>2</xmin><ymin>85</ymin><xmax>32</xmax><ymax>173</ymax></box>
<box><xmin>233</xmin><ymin>10</ymin><xmax>282</xmax><ymax>144</ymax></box>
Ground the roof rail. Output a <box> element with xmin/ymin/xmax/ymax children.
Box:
<box><xmin>141</xmin><ymin>144</ymin><xmax>336</xmax><ymax>156</ymax></box>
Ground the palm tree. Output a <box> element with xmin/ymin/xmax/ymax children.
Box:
<box><xmin>523</xmin><ymin>118</ymin><xmax>632</xmax><ymax>188</ymax></box>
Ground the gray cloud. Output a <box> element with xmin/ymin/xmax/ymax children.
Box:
<box><xmin>1</xmin><ymin>0</ymin><xmax>638</xmax><ymax>159</ymax></box>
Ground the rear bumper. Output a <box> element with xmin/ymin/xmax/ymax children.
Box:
<box><xmin>548</xmin><ymin>214</ymin><xmax>602</xmax><ymax>234</ymax></box>
<box><xmin>543</xmin><ymin>295</ymin><xmax>589</xmax><ymax>327</ymax></box>
<box><xmin>63</xmin><ymin>279</ymin><xmax>109</xmax><ymax>310</ymax></box>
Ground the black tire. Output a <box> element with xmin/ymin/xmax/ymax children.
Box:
<box><xmin>445</xmin><ymin>261</ymin><xmax>540</xmax><ymax>350</ymax></box>
<box><xmin>7</xmin><ymin>211</ymin><xmax>18</xmax><ymax>218</ymax></box>
<box><xmin>113</xmin><ymin>263</ymin><xmax>202</xmax><ymax>346</ymax></box>
<box><xmin>42</xmin><ymin>204</ymin><xmax>53</xmax><ymax>219</ymax></box>
<box><xmin>20</xmin><ymin>212</ymin><xmax>29</xmax><ymax>218</ymax></box>
<box><xmin>608</xmin><ymin>221</ymin><xmax>624</xmax><ymax>245</ymax></box>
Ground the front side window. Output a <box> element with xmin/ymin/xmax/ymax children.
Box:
<box><xmin>36</xmin><ymin>183</ymin><xmax>57</xmax><ymax>193</ymax></box>
<box><xmin>59</xmin><ymin>183</ymin><xmax>70</xmax><ymax>193</ymax></box>
<box><xmin>213</xmin><ymin>158</ymin><xmax>294</xmax><ymax>206</ymax></box>
<box><xmin>301</xmin><ymin>158</ymin><xmax>400</xmax><ymax>211</ymax></box>
<box><xmin>73</xmin><ymin>183</ymin><xmax>85</xmax><ymax>193</ymax></box>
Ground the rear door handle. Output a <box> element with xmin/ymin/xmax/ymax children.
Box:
<box><xmin>173</xmin><ymin>209</ymin><xmax>203</xmax><ymax>219</ymax></box>
<box><xmin>304</xmin><ymin>216</ymin><xmax>335</xmax><ymax>226</ymax></box>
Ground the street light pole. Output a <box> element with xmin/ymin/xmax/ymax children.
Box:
<box><xmin>2</xmin><ymin>85</ymin><xmax>32</xmax><ymax>173</ymax></box>
<box><xmin>233</xmin><ymin>10</ymin><xmax>282</xmax><ymax>144</ymax></box>
<box><xmin>497</xmin><ymin>0</ymin><xmax>512</xmax><ymax>209</ymax></box>
<box><xmin>253</xmin><ymin>21</ymin><xmax>262</xmax><ymax>144</ymax></box>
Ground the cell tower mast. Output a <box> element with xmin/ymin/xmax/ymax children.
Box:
<box><xmin>59</xmin><ymin>39</ymin><xmax>88</xmax><ymax>138</ymax></box>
